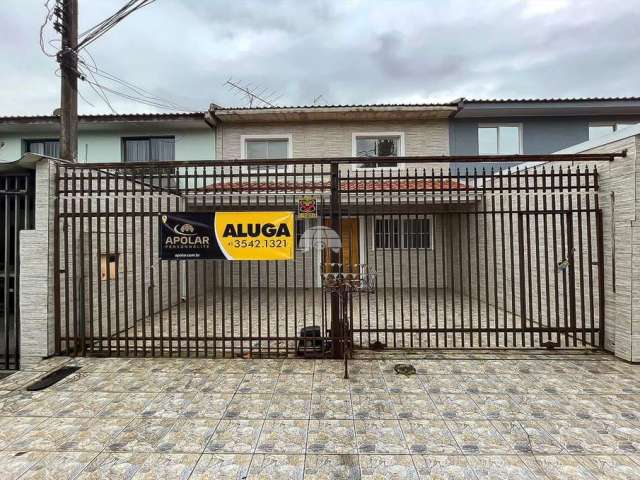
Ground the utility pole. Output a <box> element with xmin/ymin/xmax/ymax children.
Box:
<box><xmin>57</xmin><ymin>0</ymin><xmax>78</xmax><ymax>161</ymax></box>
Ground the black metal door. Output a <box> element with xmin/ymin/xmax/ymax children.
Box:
<box><xmin>0</xmin><ymin>173</ymin><xmax>35</xmax><ymax>369</ymax></box>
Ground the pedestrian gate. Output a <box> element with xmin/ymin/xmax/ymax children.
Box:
<box><xmin>0</xmin><ymin>173</ymin><xmax>34</xmax><ymax>369</ymax></box>
<box><xmin>54</xmin><ymin>158</ymin><xmax>606</xmax><ymax>358</ymax></box>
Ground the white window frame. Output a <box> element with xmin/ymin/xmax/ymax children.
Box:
<box><xmin>372</xmin><ymin>215</ymin><xmax>433</xmax><ymax>250</ymax></box>
<box><xmin>240</xmin><ymin>134</ymin><xmax>293</xmax><ymax>173</ymax></box>
<box><xmin>352</xmin><ymin>132</ymin><xmax>405</xmax><ymax>170</ymax></box>
<box><xmin>478</xmin><ymin>123</ymin><xmax>523</xmax><ymax>155</ymax></box>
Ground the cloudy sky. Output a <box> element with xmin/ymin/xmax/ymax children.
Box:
<box><xmin>2</xmin><ymin>0</ymin><xmax>640</xmax><ymax>115</ymax></box>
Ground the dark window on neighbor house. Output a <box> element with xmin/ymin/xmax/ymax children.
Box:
<box><xmin>374</xmin><ymin>217</ymin><xmax>432</xmax><ymax>249</ymax></box>
<box><xmin>24</xmin><ymin>139</ymin><xmax>60</xmax><ymax>157</ymax></box>
<box><xmin>123</xmin><ymin>136</ymin><xmax>175</xmax><ymax>162</ymax></box>
<box><xmin>355</xmin><ymin>136</ymin><xmax>400</xmax><ymax>168</ymax></box>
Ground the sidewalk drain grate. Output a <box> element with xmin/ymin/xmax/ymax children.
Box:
<box><xmin>25</xmin><ymin>366</ymin><xmax>81</xmax><ymax>391</ymax></box>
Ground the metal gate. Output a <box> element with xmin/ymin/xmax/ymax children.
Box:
<box><xmin>54</xmin><ymin>158</ymin><xmax>606</xmax><ymax>357</ymax></box>
<box><xmin>0</xmin><ymin>173</ymin><xmax>34</xmax><ymax>369</ymax></box>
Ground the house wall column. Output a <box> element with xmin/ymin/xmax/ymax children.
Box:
<box><xmin>19</xmin><ymin>159</ymin><xmax>57</xmax><ymax>368</ymax></box>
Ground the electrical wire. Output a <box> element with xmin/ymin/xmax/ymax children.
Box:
<box><xmin>39</xmin><ymin>0</ymin><xmax>60</xmax><ymax>58</ymax></box>
<box><xmin>78</xmin><ymin>58</ymin><xmax>193</xmax><ymax>111</ymax></box>
<box><xmin>77</xmin><ymin>0</ymin><xmax>157</xmax><ymax>50</ymax></box>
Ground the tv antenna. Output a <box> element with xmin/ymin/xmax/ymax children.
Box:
<box><xmin>224</xmin><ymin>78</ymin><xmax>282</xmax><ymax>107</ymax></box>
<box><xmin>313</xmin><ymin>94</ymin><xmax>327</xmax><ymax>105</ymax></box>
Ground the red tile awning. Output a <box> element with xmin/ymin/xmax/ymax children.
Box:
<box><xmin>201</xmin><ymin>178</ymin><xmax>465</xmax><ymax>193</ymax></box>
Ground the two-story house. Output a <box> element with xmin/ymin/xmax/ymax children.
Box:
<box><xmin>0</xmin><ymin>112</ymin><xmax>215</xmax><ymax>163</ymax></box>
<box><xmin>449</xmin><ymin>97</ymin><xmax>640</xmax><ymax>171</ymax></box>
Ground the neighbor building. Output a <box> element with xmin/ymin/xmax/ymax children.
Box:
<box><xmin>0</xmin><ymin>112</ymin><xmax>215</xmax><ymax>163</ymax></box>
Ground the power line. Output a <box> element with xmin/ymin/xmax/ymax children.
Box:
<box><xmin>39</xmin><ymin>0</ymin><xmax>60</xmax><ymax>58</ymax></box>
<box><xmin>77</xmin><ymin>0</ymin><xmax>156</xmax><ymax>50</ymax></box>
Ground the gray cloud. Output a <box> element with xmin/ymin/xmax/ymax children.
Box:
<box><xmin>1</xmin><ymin>0</ymin><xmax>639</xmax><ymax>115</ymax></box>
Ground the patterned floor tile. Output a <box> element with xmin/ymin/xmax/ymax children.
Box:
<box><xmin>224</xmin><ymin>394</ymin><xmax>271</xmax><ymax>419</ymax></box>
<box><xmin>389</xmin><ymin>393</ymin><xmax>438</xmax><ymax>420</ymax></box>
<box><xmin>205</xmin><ymin>419</ymin><xmax>262</xmax><ymax>453</ymax></box>
<box><xmin>576</xmin><ymin>455</ymin><xmax>640</xmax><ymax>480</ymax></box>
<box><xmin>107</xmin><ymin>418</ymin><xmax>176</xmax><ymax>452</ymax></box>
<box><xmin>472</xmin><ymin>394</ymin><xmax>524</xmax><ymax>420</ymax></box>
<box><xmin>182</xmin><ymin>393</ymin><xmax>233</xmax><ymax>418</ymax></box>
<box><xmin>58</xmin><ymin>417</ymin><xmax>132</xmax><ymax>451</ymax></box>
<box><xmin>431</xmin><ymin>394</ymin><xmax>484</xmax><ymax>420</ymax></box>
<box><xmin>97</xmin><ymin>393</ymin><xmax>158</xmax><ymax>418</ymax></box>
<box><xmin>307</xmin><ymin>419</ymin><xmax>357</xmax><ymax>454</ymax></box>
<box><xmin>130</xmin><ymin>453</ymin><xmax>199</xmax><ymax>479</ymax></box>
<box><xmin>268</xmin><ymin>394</ymin><xmax>311</xmax><ymax>419</ymax></box>
<box><xmin>304</xmin><ymin>454</ymin><xmax>360</xmax><ymax>480</ymax></box>
<box><xmin>210</xmin><ymin>374</ymin><xmax>246</xmax><ymax>393</ymax></box>
<box><xmin>75</xmin><ymin>452</ymin><xmax>147</xmax><ymax>480</ymax></box>
<box><xmin>54</xmin><ymin>392</ymin><xmax>120</xmax><ymax>417</ymax></box>
<box><xmin>446</xmin><ymin>420</ymin><xmax>514</xmax><ymax>454</ymax></box>
<box><xmin>352</xmin><ymin>394</ymin><xmax>396</xmax><ymax>419</ymax></box>
<box><xmin>275</xmin><ymin>375</ymin><xmax>313</xmax><ymax>394</ymax></box>
<box><xmin>156</xmin><ymin>418</ymin><xmax>219</xmax><ymax>453</ymax></box>
<box><xmin>359</xmin><ymin>454</ymin><xmax>419</xmax><ymax>479</ymax></box>
<box><xmin>312</xmin><ymin>374</ymin><xmax>351</xmax><ymax>394</ymax></box>
<box><xmin>543</xmin><ymin>419</ymin><xmax>640</xmax><ymax>453</ymax></box>
<box><xmin>19</xmin><ymin>451</ymin><xmax>98</xmax><ymax>480</ymax></box>
<box><xmin>466</xmin><ymin>455</ymin><xmax>539</xmax><ymax>480</ymax></box>
<box><xmin>0</xmin><ymin>416</ymin><xmax>46</xmax><ymax>450</ymax></box>
<box><xmin>420</xmin><ymin>375</ymin><xmax>468</xmax><ymax>394</ymax></box>
<box><xmin>0</xmin><ymin>451</ymin><xmax>48</xmax><ymax>480</ymax></box>
<box><xmin>140</xmin><ymin>392</ymin><xmax>199</xmax><ymax>418</ymax></box>
<box><xmin>492</xmin><ymin>420</ymin><xmax>564</xmax><ymax>454</ymax></box>
<box><xmin>238</xmin><ymin>374</ymin><xmax>278</xmax><ymax>394</ymax></box>
<box><xmin>256</xmin><ymin>419</ymin><xmax>308</xmax><ymax>454</ymax></box>
<box><xmin>281</xmin><ymin>359</ymin><xmax>315</xmax><ymax>375</ymax></box>
<box><xmin>400</xmin><ymin>419</ymin><xmax>461</xmax><ymax>454</ymax></box>
<box><xmin>247</xmin><ymin>454</ymin><xmax>304</xmax><ymax>480</ymax></box>
<box><xmin>519</xmin><ymin>454</ymin><xmax>597</xmax><ymax>480</ymax></box>
<box><xmin>355</xmin><ymin>420</ymin><xmax>409</xmax><ymax>454</ymax></box>
<box><xmin>311</xmin><ymin>392</ymin><xmax>353</xmax><ymax>419</ymax></box>
<box><xmin>189</xmin><ymin>453</ymin><xmax>252</xmax><ymax>479</ymax></box>
<box><xmin>413</xmin><ymin>454</ymin><xmax>477</xmax><ymax>480</ymax></box>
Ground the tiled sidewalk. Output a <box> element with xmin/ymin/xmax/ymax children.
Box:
<box><xmin>0</xmin><ymin>353</ymin><xmax>638</xmax><ymax>478</ymax></box>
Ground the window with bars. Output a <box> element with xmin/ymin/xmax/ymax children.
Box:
<box><xmin>24</xmin><ymin>139</ymin><xmax>60</xmax><ymax>157</ymax></box>
<box><xmin>123</xmin><ymin>136</ymin><xmax>175</xmax><ymax>162</ymax></box>
<box><xmin>374</xmin><ymin>217</ymin><xmax>432</xmax><ymax>249</ymax></box>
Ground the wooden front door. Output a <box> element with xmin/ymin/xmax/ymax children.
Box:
<box><xmin>325</xmin><ymin>218</ymin><xmax>359</xmax><ymax>273</ymax></box>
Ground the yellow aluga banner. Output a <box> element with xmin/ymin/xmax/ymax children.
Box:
<box><xmin>214</xmin><ymin>211</ymin><xmax>295</xmax><ymax>260</ymax></box>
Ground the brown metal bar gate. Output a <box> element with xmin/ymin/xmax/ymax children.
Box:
<box><xmin>0</xmin><ymin>173</ymin><xmax>35</xmax><ymax>369</ymax></box>
<box><xmin>53</xmin><ymin>158</ymin><xmax>606</xmax><ymax>357</ymax></box>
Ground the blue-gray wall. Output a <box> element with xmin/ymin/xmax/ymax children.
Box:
<box><xmin>449</xmin><ymin>115</ymin><xmax>640</xmax><ymax>173</ymax></box>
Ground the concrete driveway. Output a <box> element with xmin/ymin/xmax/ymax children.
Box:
<box><xmin>0</xmin><ymin>352</ymin><xmax>638</xmax><ymax>479</ymax></box>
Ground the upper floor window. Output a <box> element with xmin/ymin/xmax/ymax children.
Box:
<box><xmin>123</xmin><ymin>136</ymin><xmax>175</xmax><ymax>162</ymax></box>
<box><xmin>588</xmin><ymin>122</ymin><xmax>638</xmax><ymax>140</ymax></box>
<box><xmin>24</xmin><ymin>139</ymin><xmax>60</xmax><ymax>158</ymax></box>
<box><xmin>241</xmin><ymin>135</ymin><xmax>291</xmax><ymax>173</ymax></box>
<box><xmin>353</xmin><ymin>133</ymin><xmax>404</xmax><ymax>168</ymax></box>
<box><xmin>478</xmin><ymin>125</ymin><xmax>522</xmax><ymax>155</ymax></box>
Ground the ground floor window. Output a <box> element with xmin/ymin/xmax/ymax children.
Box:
<box><xmin>374</xmin><ymin>216</ymin><xmax>432</xmax><ymax>249</ymax></box>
